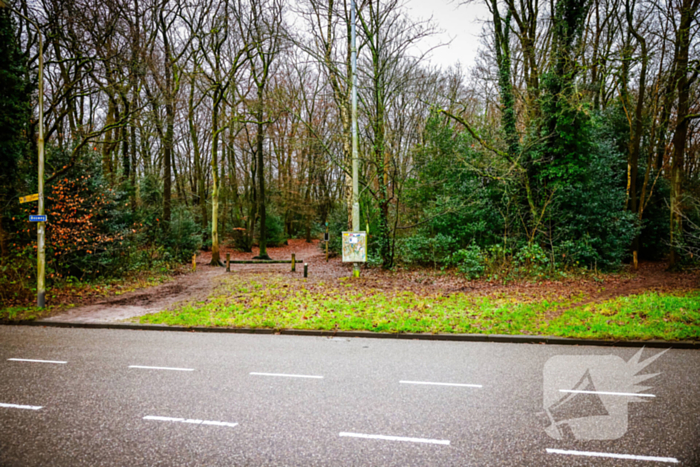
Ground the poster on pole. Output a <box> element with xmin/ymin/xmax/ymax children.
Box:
<box><xmin>342</xmin><ymin>231</ymin><xmax>366</xmax><ymax>262</ymax></box>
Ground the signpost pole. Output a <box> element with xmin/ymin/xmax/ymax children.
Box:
<box><xmin>350</xmin><ymin>0</ymin><xmax>360</xmax><ymax>278</ymax></box>
<box><xmin>37</xmin><ymin>28</ymin><xmax>45</xmax><ymax>308</ymax></box>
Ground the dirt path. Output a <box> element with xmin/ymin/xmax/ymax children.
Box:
<box><xmin>44</xmin><ymin>266</ymin><xmax>226</xmax><ymax>323</ymax></box>
<box><xmin>43</xmin><ymin>240</ymin><xmax>329</xmax><ymax>323</ymax></box>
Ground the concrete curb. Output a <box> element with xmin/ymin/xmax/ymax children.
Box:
<box><xmin>2</xmin><ymin>320</ymin><xmax>698</xmax><ymax>349</ymax></box>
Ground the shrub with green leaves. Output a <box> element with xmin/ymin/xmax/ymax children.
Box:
<box><xmin>258</xmin><ymin>208</ymin><xmax>287</xmax><ymax>247</ymax></box>
<box><xmin>549</xmin><ymin>136</ymin><xmax>638</xmax><ymax>269</ymax></box>
<box><xmin>162</xmin><ymin>207</ymin><xmax>203</xmax><ymax>262</ymax></box>
<box><xmin>396</xmin><ymin>232</ymin><xmax>458</xmax><ymax>268</ymax></box>
<box><xmin>514</xmin><ymin>243</ymin><xmax>550</xmax><ymax>273</ymax></box>
<box><xmin>451</xmin><ymin>244</ymin><xmax>486</xmax><ymax>278</ymax></box>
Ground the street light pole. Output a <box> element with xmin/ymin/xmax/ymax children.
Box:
<box><xmin>0</xmin><ymin>2</ymin><xmax>45</xmax><ymax>307</ymax></box>
<box><xmin>350</xmin><ymin>0</ymin><xmax>360</xmax><ymax>278</ymax></box>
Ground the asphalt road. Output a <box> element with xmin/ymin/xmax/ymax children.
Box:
<box><xmin>0</xmin><ymin>326</ymin><xmax>698</xmax><ymax>466</ymax></box>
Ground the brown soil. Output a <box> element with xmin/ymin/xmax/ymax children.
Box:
<box><xmin>43</xmin><ymin>239</ymin><xmax>699</xmax><ymax>323</ymax></box>
<box><xmin>203</xmin><ymin>239</ymin><xmax>698</xmax><ymax>305</ymax></box>
<box><xmin>44</xmin><ymin>266</ymin><xmax>225</xmax><ymax>323</ymax></box>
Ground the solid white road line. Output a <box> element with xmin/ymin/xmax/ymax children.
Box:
<box><xmin>143</xmin><ymin>415</ymin><xmax>237</xmax><ymax>428</ymax></box>
<box><xmin>128</xmin><ymin>365</ymin><xmax>194</xmax><ymax>371</ymax></box>
<box><xmin>559</xmin><ymin>389</ymin><xmax>655</xmax><ymax>398</ymax></box>
<box><xmin>400</xmin><ymin>380</ymin><xmax>482</xmax><ymax>388</ymax></box>
<box><xmin>250</xmin><ymin>372</ymin><xmax>323</xmax><ymax>379</ymax></box>
<box><xmin>8</xmin><ymin>358</ymin><xmax>67</xmax><ymax>364</ymax></box>
<box><xmin>546</xmin><ymin>448</ymin><xmax>679</xmax><ymax>463</ymax></box>
<box><xmin>339</xmin><ymin>432</ymin><xmax>450</xmax><ymax>445</ymax></box>
<box><xmin>0</xmin><ymin>402</ymin><xmax>43</xmax><ymax>410</ymax></box>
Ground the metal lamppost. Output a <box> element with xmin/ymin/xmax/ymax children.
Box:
<box><xmin>350</xmin><ymin>0</ymin><xmax>360</xmax><ymax>278</ymax></box>
<box><xmin>0</xmin><ymin>1</ymin><xmax>45</xmax><ymax>307</ymax></box>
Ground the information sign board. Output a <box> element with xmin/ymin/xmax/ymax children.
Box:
<box><xmin>342</xmin><ymin>231</ymin><xmax>366</xmax><ymax>262</ymax></box>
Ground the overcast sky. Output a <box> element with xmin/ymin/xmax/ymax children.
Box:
<box><xmin>403</xmin><ymin>0</ymin><xmax>490</xmax><ymax>70</ymax></box>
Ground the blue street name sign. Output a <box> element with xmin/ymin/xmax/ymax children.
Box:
<box><xmin>29</xmin><ymin>215</ymin><xmax>47</xmax><ymax>222</ymax></box>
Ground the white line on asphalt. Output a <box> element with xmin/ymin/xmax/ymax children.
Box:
<box><xmin>8</xmin><ymin>358</ymin><xmax>67</xmax><ymax>364</ymax></box>
<box><xmin>128</xmin><ymin>365</ymin><xmax>194</xmax><ymax>371</ymax></box>
<box><xmin>339</xmin><ymin>432</ymin><xmax>450</xmax><ymax>445</ymax></box>
<box><xmin>559</xmin><ymin>389</ymin><xmax>655</xmax><ymax>398</ymax></box>
<box><xmin>400</xmin><ymin>380</ymin><xmax>482</xmax><ymax>388</ymax></box>
<box><xmin>143</xmin><ymin>415</ymin><xmax>238</xmax><ymax>428</ymax></box>
<box><xmin>0</xmin><ymin>402</ymin><xmax>43</xmax><ymax>410</ymax></box>
<box><xmin>250</xmin><ymin>372</ymin><xmax>323</xmax><ymax>379</ymax></box>
<box><xmin>546</xmin><ymin>448</ymin><xmax>678</xmax><ymax>463</ymax></box>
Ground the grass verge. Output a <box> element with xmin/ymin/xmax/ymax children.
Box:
<box><xmin>0</xmin><ymin>271</ymin><xmax>175</xmax><ymax>322</ymax></box>
<box><xmin>137</xmin><ymin>274</ymin><xmax>700</xmax><ymax>341</ymax></box>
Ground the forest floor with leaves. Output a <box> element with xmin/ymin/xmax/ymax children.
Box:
<box><xmin>141</xmin><ymin>240</ymin><xmax>700</xmax><ymax>341</ymax></box>
<box><xmin>2</xmin><ymin>239</ymin><xmax>699</xmax><ymax>341</ymax></box>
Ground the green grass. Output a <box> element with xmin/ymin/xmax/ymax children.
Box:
<box><xmin>137</xmin><ymin>275</ymin><xmax>700</xmax><ymax>341</ymax></box>
<box><xmin>0</xmin><ymin>305</ymin><xmax>58</xmax><ymax>322</ymax></box>
<box><xmin>0</xmin><ymin>271</ymin><xmax>175</xmax><ymax>322</ymax></box>
<box><xmin>547</xmin><ymin>292</ymin><xmax>700</xmax><ymax>340</ymax></box>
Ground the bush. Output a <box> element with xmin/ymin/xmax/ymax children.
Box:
<box><xmin>451</xmin><ymin>244</ymin><xmax>486</xmax><ymax>279</ymax></box>
<box><xmin>161</xmin><ymin>207</ymin><xmax>203</xmax><ymax>262</ymax></box>
<box><xmin>135</xmin><ymin>176</ymin><xmax>202</xmax><ymax>263</ymax></box>
<box><xmin>0</xmin><ymin>248</ymin><xmax>34</xmax><ymax>307</ymax></box>
<box><xmin>514</xmin><ymin>243</ymin><xmax>550</xmax><ymax>274</ymax></box>
<box><xmin>549</xmin><ymin>136</ymin><xmax>638</xmax><ymax>269</ymax></box>
<box><xmin>260</xmin><ymin>209</ymin><xmax>287</xmax><ymax>247</ymax></box>
<box><xmin>40</xmin><ymin>172</ymin><xmax>129</xmax><ymax>280</ymax></box>
<box><xmin>396</xmin><ymin>232</ymin><xmax>458</xmax><ymax>268</ymax></box>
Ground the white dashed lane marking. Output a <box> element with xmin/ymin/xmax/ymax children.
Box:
<box><xmin>143</xmin><ymin>416</ymin><xmax>238</xmax><ymax>428</ymax></box>
<box><xmin>546</xmin><ymin>448</ymin><xmax>679</xmax><ymax>463</ymax></box>
<box><xmin>250</xmin><ymin>372</ymin><xmax>323</xmax><ymax>379</ymax></box>
<box><xmin>339</xmin><ymin>432</ymin><xmax>450</xmax><ymax>445</ymax></box>
<box><xmin>8</xmin><ymin>358</ymin><xmax>67</xmax><ymax>364</ymax></box>
<box><xmin>559</xmin><ymin>389</ymin><xmax>655</xmax><ymax>398</ymax></box>
<box><xmin>400</xmin><ymin>380</ymin><xmax>482</xmax><ymax>388</ymax></box>
<box><xmin>0</xmin><ymin>402</ymin><xmax>43</xmax><ymax>410</ymax></box>
<box><xmin>128</xmin><ymin>365</ymin><xmax>194</xmax><ymax>371</ymax></box>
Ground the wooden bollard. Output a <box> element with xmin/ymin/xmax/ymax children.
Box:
<box><xmin>192</xmin><ymin>254</ymin><xmax>196</xmax><ymax>272</ymax></box>
<box><xmin>226</xmin><ymin>253</ymin><xmax>231</xmax><ymax>272</ymax></box>
<box><xmin>303</xmin><ymin>263</ymin><xmax>308</xmax><ymax>278</ymax></box>
<box><xmin>291</xmin><ymin>253</ymin><xmax>296</xmax><ymax>272</ymax></box>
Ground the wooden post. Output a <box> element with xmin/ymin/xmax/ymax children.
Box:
<box><xmin>226</xmin><ymin>253</ymin><xmax>231</xmax><ymax>272</ymax></box>
<box><xmin>633</xmin><ymin>250</ymin><xmax>638</xmax><ymax>269</ymax></box>
<box><xmin>291</xmin><ymin>253</ymin><xmax>296</xmax><ymax>272</ymax></box>
<box><xmin>192</xmin><ymin>254</ymin><xmax>196</xmax><ymax>272</ymax></box>
<box><xmin>325</xmin><ymin>225</ymin><xmax>329</xmax><ymax>262</ymax></box>
<box><xmin>304</xmin><ymin>263</ymin><xmax>308</xmax><ymax>278</ymax></box>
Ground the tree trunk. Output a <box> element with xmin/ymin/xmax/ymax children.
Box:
<box><xmin>160</xmin><ymin>9</ymin><xmax>173</xmax><ymax>226</ymax></box>
<box><xmin>210</xmin><ymin>87</ymin><xmax>222</xmax><ymax>266</ymax></box>
<box><xmin>627</xmin><ymin>0</ymin><xmax>648</xmax><ymax>255</ymax></box>
<box><xmin>668</xmin><ymin>0</ymin><xmax>699</xmax><ymax>267</ymax></box>
<box><xmin>255</xmin><ymin>83</ymin><xmax>270</xmax><ymax>259</ymax></box>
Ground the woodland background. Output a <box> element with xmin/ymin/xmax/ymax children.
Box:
<box><xmin>1</xmin><ymin>0</ymin><xmax>699</xmax><ymax>305</ymax></box>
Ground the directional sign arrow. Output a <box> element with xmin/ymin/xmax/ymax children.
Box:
<box><xmin>20</xmin><ymin>193</ymin><xmax>39</xmax><ymax>203</ymax></box>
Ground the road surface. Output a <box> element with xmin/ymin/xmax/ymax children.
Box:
<box><xmin>0</xmin><ymin>326</ymin><xmax>698</xmax><ymax>466</ymax></box>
